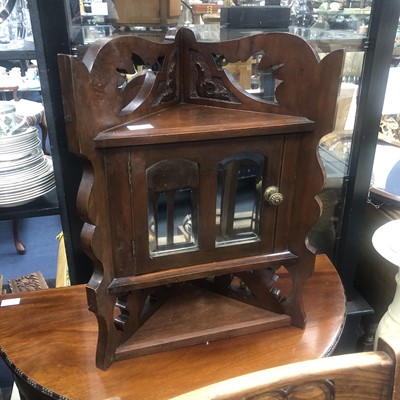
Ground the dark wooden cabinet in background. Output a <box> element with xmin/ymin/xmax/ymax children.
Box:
<box><xmin>0</xmin><ymin>41</ymin><xmax>59</xmax><ymax>227</ymax></box>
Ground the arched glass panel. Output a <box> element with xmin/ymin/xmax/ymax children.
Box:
<box><xmin>147</xmin><ymin>158</ymin><xmax>199</xmax><ymax>255</ymax></box>
<box><xmin>216</xmin><ymin>152</ymin><xmax>264</xmax><ymax>246</ymax></box>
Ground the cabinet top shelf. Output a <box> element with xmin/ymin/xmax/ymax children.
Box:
<box><xmin>94</xmin><ymin>104</ymin><xmax>315</xmax><ymax>148</ymax></box>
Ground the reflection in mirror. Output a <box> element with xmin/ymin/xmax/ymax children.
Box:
<box><xmin>216</xmin><ymin>152</ymin><xmax>264</xmax><ymax>246</ymax></box>
<box><xmin>369</xmin><ymin>67</ymin><xmax>400</xmax><ymax>205</ymax></box>
<box><xmin>0</xmin><ymin>0</ymin><xmax>16</xmax><ymax>23</ymax></box>
<box><xmin>222</xmin><ymin>54</ymin><xmax>281</xmax><ymax>102</ymax></box>
<box><xmin>147</xmin><ymin>159</ymin><xmax>198</xmax><ymax>256</ymax></box>
<box><xmin>311</xmin><ymin>50</ymin><xmax>364</xmax><ymax>257</ymax></box>
<box><xmin>0</xmin><ymin>0</ymin><xmax>31</xmax><ymax>49</ymax></box>
<box><xmin>116</xmin><ymin>53</ymin><xmax>164</xmax><ymax>90</ymax></box>
<box><xmin>148</xmin><ymin>188</ymin><xmax>197</xmax><ymax>254</ymax></box>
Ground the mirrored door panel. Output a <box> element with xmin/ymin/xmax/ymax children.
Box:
<box><xmin>147</xmin><ymin>158</ymin><xmax>199</xmax><ymax>256</ymax></box>
<box><xmin>216</xmin><ymin>152</ymin><xmax>264</xmax><ymax>246</ymax></box>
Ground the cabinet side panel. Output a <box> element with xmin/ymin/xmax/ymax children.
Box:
<box><xmin>274</xmin><ymin>134</ymin><xmax>302</xmax><ymax>251</ymax></box>
<box><xmin>104</xmin><ymin>149</ymin><xmax>137</xmax><ymax>277</ymax></box>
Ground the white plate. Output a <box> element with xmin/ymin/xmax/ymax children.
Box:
<box><xmin>0</xmin><ymin>126</ymin><xmax>38</xmax><ymax>143</ymax></box>
<box><xmin>0</xmin><ymin>148</ymin><xmax>43</xmax><ymax>172</ymax></box>
<box><xmin>0</xmin><ymin>181</ymin><xmax>55</xmax><ymax>207</ymax></box>
<box><xmin>0</xmin><ymin>159</ymin><xmax>47</xmax><ymax>181</ymax></box>
<box><xmin>0</xmin><ymin>133</ymin><xmax>40</xmax><ymax>149</ymax></box>
<box><xmin>0</xmin><ymin>172</ymin><xmax>55</xmax><ymax>200</ymax></box>
<box><xmin>0</xmin><ymin>156</ymin><xmax>54</xmax><ymax>205</ymax></box>
<box><xmin>0</xmin><ymin>160</ymin><xmax>45</xmax><ymax>180</ymax></box>
<box><xmin>0</xmin><ymin>167</ymin><xmax>52</xmax><ymax>191</ymax></box>
<box><xmin>0</xmin><ymin>181</ymin><xmax>55</xmax><ymax>198</ymax></box>
<box><xmin>0</xmin><ymin>157</ymin><xmax>53</xmax><ymax>187</ymax></box>
<box><xmin>0</xmin><ymin>177</ymin><xmax>55</xmax><ymax>200</ymax></box>
<box><xmin>0</xmin><ymin>137</ymin><xmax>41</xmax><ymax>161</ymax></box>
<box><xmin>0</xmin><ymin>138</ymin><xmax>39</xmax><ymax>154</ymax></box>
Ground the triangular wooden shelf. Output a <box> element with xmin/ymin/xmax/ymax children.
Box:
<box><xmin>116</xmin><ymin>284</ymin><xmax>290</xmax><ymax>360</ymax></box>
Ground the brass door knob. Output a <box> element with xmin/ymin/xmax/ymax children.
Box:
<box><xmin>264</xmin><ymin>186</ymin><xmax>284</xmax><ymax>206</ymax></box>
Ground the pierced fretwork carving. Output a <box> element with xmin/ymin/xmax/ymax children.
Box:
<box><xmin>114</xmin><ymin>293</ymin><xmax>130</xmax><ymax>332</ymax></box>
<box><xmin>152</xmin><ymin>59</ymin><xmax>178</xmax><ymax>106</ymax></box>
<box><xmin>190</xmin><ymin>49</ymin><xmax>240</xmax><ymax>103</ymax></box>
<box><xmin>211</xmin><ymin>53</ymin><xmax>227</xmax><ymax>69</ymax></box>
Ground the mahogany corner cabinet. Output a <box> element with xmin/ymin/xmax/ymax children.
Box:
<box><xmin>58</xmin><ymin>28</ymin><xmax>344</xmax><ymax>370</ymax></box>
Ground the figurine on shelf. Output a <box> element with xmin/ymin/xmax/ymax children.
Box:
<box><xmin>291</xmin><ymin>0</ymin><xmax>315</xmax><ymax>27</ymax></box>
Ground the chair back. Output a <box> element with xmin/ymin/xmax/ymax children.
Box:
<box><xmin>171</xmin><ymin>337</ymin><xmax>399</xmax><ymax>400</ymax></box>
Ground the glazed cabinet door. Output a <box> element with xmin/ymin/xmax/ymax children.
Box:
<box><xmin>102</xmin><ymin>134</ymin><xmax>297</xmax><ymax>276</ymax></box>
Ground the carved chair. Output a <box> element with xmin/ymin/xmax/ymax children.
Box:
<box><xmin>171</xmin><ymin>336</ymin><xmax>400</xmax><ymax>400</ymax></box>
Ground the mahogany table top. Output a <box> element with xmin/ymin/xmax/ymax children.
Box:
<box><xmin>0</xmin><ymin>254</ymin><xmax>345</xmax><ymax>400</ymax></box>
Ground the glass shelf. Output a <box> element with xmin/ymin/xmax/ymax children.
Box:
<box><xmin>0</xmin><ymin>40</ymin><xmax>35</xmax><ymax>61</ymax></box>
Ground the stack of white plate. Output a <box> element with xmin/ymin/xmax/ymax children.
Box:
<box><xmin>0</xmin><ymin>126</ymin><xmax>56</xmax><ymax>207</ymax></box>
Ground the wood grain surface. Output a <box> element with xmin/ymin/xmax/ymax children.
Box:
<box><xmin>0</xmin><ymin>254</ymin><xmax>345</xmax><ymax>400</ymax></box>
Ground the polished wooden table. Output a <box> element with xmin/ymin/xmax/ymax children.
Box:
<box><xmin>0</xmin><ymin>254</ymin><xmax>345</xmax><ymax>400</ymax></box>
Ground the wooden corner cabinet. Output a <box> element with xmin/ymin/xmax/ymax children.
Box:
<box><xmin>58</xmin><ymin>28</ymin><xmax>343</xmax><ymax>370</ymax></box>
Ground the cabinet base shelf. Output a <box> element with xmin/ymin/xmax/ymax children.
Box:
<box><xmin>115</xmin><ymin>284</ymin><xmax>291</xmax><ymax>360</ymax></box>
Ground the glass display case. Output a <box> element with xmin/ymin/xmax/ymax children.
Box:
<box><xmin>0</xmin><ymin>0</ymin><xmax>33</xmax><ymax>50</ymax></box>
<box><xmin>61</xmin><ymin>0</ymin><xmax>400</xmax><ymax>278</ymax></box>
<box><xmin>370</xmin><ymin>65</ymin><xmax>400</xmax><ymax>205</ymax></box>
<box><xmin>0</xmin><ymin>0</ymin><xmax>59</xmax><ymax>244</ymax></box>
